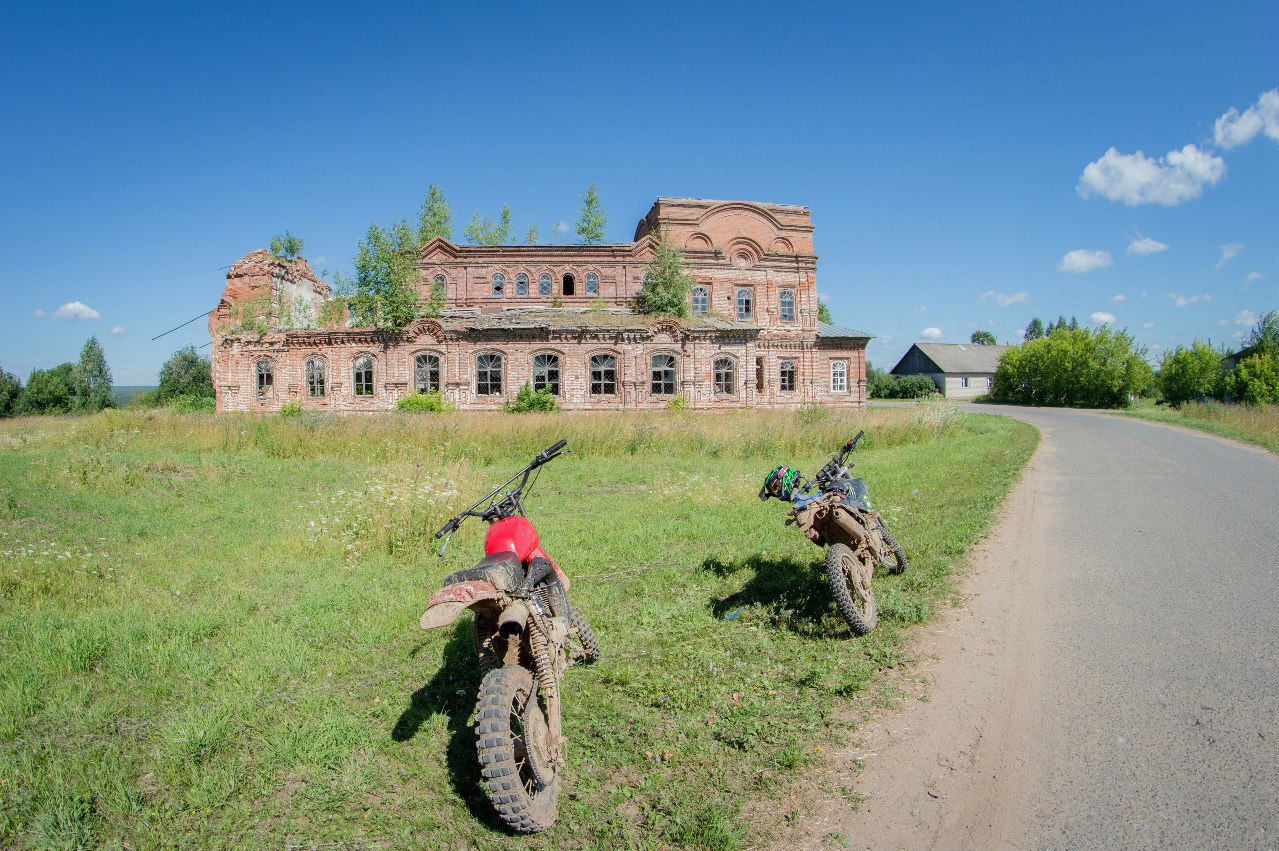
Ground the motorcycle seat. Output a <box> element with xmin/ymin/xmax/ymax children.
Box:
<box><xmin>445</xmin><ymin>551</ymin><xmax>523</xmax><ymax>591</ymax></box>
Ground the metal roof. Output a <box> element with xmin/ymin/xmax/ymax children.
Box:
<box><xmin>442</xmin><ymin>306</ymin><xmax>761</xmax><ymax>333</ymax></box>
<box><xmin>817</xmin><ymin>321</ymin><xmax>873</xmax><ymax>339</ymax></box>
<box><xmin>895</xmin><ymin>342</ymin><xmax>1012</xmax><ymax>374</ymax></box>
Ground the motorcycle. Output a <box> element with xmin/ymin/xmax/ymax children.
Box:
<box><xmin>759</xmin><ymin>430</ymin><xmax>907</xmax><ymax>635</ymax></box>
<box><xmin>421</xmin><ymin>439</ymin><xmax>599</xmax><ymax>833</ymax></box>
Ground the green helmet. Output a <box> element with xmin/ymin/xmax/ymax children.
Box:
<box><xmin>760</xmin><ymin>465</ymin><xmax>802</xmax><ymax>501</ymax></box>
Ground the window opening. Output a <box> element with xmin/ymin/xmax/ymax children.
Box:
<box><xmin>692</xmin><ymin>286</ymin><xmax>708</xmax><ymax>315</ymax></box>
<box><xmin>533</xmin><ymin>353</ymin><xmax>561</xmax><ymax>395</ymax></box>
<box><xmin>755</xmin><ymin>357</ymin><xmax>765</xmax><ymax>392</ymax></box>
<box><xmin>830</xmin><ymin>360</ymin><xmax>848</xmax><ymax>393</ymax></box>
<box><xmin>590</xmin><ymin>354</ymin><xmax>617</xmax><ymax>395</ymax></box>
<box><xmin>737</xmin><ymin>288</ymin><xmax>753</xmax><ymax>320</ymax></box>
<box><xmin>714</xmin><ymin>357</ymin><xmax>735</xmax><ymax>395</ymax></box>
<box><xmin>491</xmin><ymin>273</ymin><xmax>505</xmax><ymax>297</ymax></box>
<box><xmin>476</xmin><ymin>353</ymin><xmax>503</xmax><ymax>395</ymax></box>
<box><xmin>779</xmin><ymin>290</ymin><xmax>796</xmax><ymax>323</ymax></box>
<box><xmin>651</xmin><ymin>354</ymin><xmax>677</xmax><ymax>395</ymax></box>
<box><xmin>414</xmin><ymin>353</ymin><xmax>441</xmax><ymax>393</ymax></box>
<box><xmin>586</xmin><ymin>272</ymin><xmax>599</xmax><ymax>295</ymax></box>
<box><xmin>780</xmin><ymin>359</ymin><xmax>796</xmax><ymax>392</ymax></box>
<box><xmin>538</xmin><ymin>273</ymin><xmax>552</xmax><ymax>296</ymax></box>
<box><xmin>562</xmin><ymin>273</ymin><xmax>575</xmax><ymax>296</ymax></box>
<box><xmin>305</xmin><ymin>358</ymin><xmax>326</xmax><ymax>398</ymax></box>
<box><xmin>354</xmin><ymin>356</ymin><xmax>375</xmax><ymax>397</ymax></box>
<box><xmin>256</xmin><ymin>359</ymin><xmax>274</xmax><ymax>399</ymax></box>
<box><xmin>515</xmin><ymin>274</ymin><xmax>529</xmax><ymax>297</ymax></box>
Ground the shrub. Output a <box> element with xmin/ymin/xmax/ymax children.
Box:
<box><xmin>395</xmin><ymin>390</ymin><xmax>451</xmax><ymax>413</ymax></box>
<box><xmin>278</xmin><ymin>400</ymin><xmax>304</xmax><ymax>418</ymax></box>
<box><xmin>157</xmin><ymin>347</ymin><xmax>215</xmax><ymax>404</ymax></box>
<box><xmin>870</xmin><ymin>372</ymin><xmax>938</xmax><ymax>399</ymax></box>
<box><xmin>504</xmin><ymin>384</ymin><xmax>558</xmax><ymax>413</ymax></box>
<box><xmin>1158</xmin><ymin>342</ymin><xmax>1224</xmax><ymax>406</ymax></box>
<box><xmin>992</xmin><ymin>327</ymin><xmax>1152</xmax><ymax>408</ymax></box>
<box><xmin>667</xmin><ymin>394</ymin><xmax>689</xmax><ymax>411</ymax></box>
<box><xmin>170</xmin><ymin>394</ymin><xmax>216</xmax><ymax>413</ymax></box>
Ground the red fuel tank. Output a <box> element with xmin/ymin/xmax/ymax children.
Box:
<box><xmin>484</xmin><ymin>516</ymin><xmax>540</xmax><ymax>562</ymax></box>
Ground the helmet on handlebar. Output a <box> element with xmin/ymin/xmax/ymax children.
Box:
<box><xmin>762</xmin><ymin>465</ymin><xmax>802</xmax><ymax>501</ymax></box>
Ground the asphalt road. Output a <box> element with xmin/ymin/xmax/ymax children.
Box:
<box><xmin>815</xmin><ymin>405</ymin><xmax>1279</xmax><ymax>849</ymax></box>
<box><xmin>984</xmin><ymin>406</ymin><xmax>1278</xmax><ymax>848</ymax></box>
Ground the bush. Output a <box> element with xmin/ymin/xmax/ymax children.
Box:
<box><xmin>1223</xmin><ymin>352</ymin><xmax>1279</xmax><ymax>405</ymax></box>
<box><xmin>667</xmin><ymin>394</ymin><xmax>689</xmax><ymax>411</ymax></box>
<box><xmin>395</xmin><ymin>390</ymin><xmax>452</xmax><ymax>413</ymax></box>
<box><xmin>870</xmin><ymin>372</ymin><xmax>938</xmax><ymax>399</ymax></box>
<box><xmin>278</xmin><ymin>400</ymin><xmax>303</xmax><ymax>418</ymax></box>
<box><xmin>1158</xmin><ymin>342</ymin><xmax>1224</xmax><ymax>406</ymax></box>
<box><xmin>504</xmin><ymin>384</ymin><xmax>558</xmax><ymax>413</ymax></box>
<box><xmin>157</xmin><ymin>347</ymin><xmax>214</xmax><ymax>404</ymax></box>
<box><xmin>170</xmin><ymin>394</ymin><xmax>216</xmax><ymax>414</ymax></box>
<box><xmin>991</xmin><ymin>327</ymin><xmax>1152</xmax><ymax>408</ymax></box>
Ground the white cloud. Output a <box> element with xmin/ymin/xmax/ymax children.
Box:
<box><xmin>1090</xmin><ymin>311</ymin><xmax>1117</xmax><ymax>325</ymax></box>
<box><xmin>1234</xmin><ymin>309</ymin><xmax>1257</xmax><ymax>327</ymax></box>
<box><xmin>1215</xmin><ymin>318</ymin><xmax>1229</xmax><ymax>327</ymax></box>
<box><xmin>554</xmin><ymin>221</ymin><xmax>569</xmax><ymax>235</ymax></box>
<box><xmin>920</xmin><ymin>327</ymin><xmax>943</xmax><ymax>340</ymax></box>
<box><xmin>913</xmin><ymin>304</ymin><xmax>927</xmax><ymax>313</ymax></box>
<box><xmin>1141</xmin><ymin>321</ymin><xmax>1155</xmax><ymax>329</ymax></box>
<box><xmin>1140</xmin><ymin>292</ymin><xmax>1149</xmax><ymax>299</ymax></box>
<box><xmin>110</xmin><ymin>326</ymin><xmax>127</xmax><ymax>336</ymax></box>
<box><xmin>1244</xmin><ymin>271</ymin><xmax>1263</xmax><ymax>290</ymax></box>
<box><xmin>818</xmin><ymin>291</ymin><xmax>830</xmax><ymax>304</ymax></box>
<box><xmin>1215</xmin><ymin>243</ymin><xmax>1243</xmax><ymax>270</ymax></box>
<box><xmin>1077</xmin><ymin>144</ymin><xmax>1225</xmax><ymax>206</ymax></box>
<box><xmin>1127</xmin><ymin>236</ymin><xmax>1169</xmax><ymax>256</ymax></box>
<box><xmin>1111</xmin><ymin>294</ymin><xmax>1128</xmax><ymax>303</ymax></box>
<box><xmin>312</xmin><ymin>255</ymin><xmax>327</xmax><ymax>265</ymax></box>
<box><xmin>979</xmin><ymin>290</ymin><xmax>1029</xmax><ymax>307</ymax></box>
<box><xmin>1058</xmin><ymin>249</ymin><xmax>1113</xmax><ymax>273</ymax></box>
<box><xmin>1168</xmin><ymin>292</ymin><xmax>1213</xmax><ymax>307</ymax></box>
<box><xmin>39</xmin><ymin>301</ymin><xmax>101</xmax><ymax>320</ymax></box>
<box><xmin>33</xmin><ymin>309</ymin><xmax>46</xmax><ymax>318</ymax></box>
<box><xmin>1214</xmin><ymin>89</ymin><xmax>1279</xmax><ymax>149</ymax></box>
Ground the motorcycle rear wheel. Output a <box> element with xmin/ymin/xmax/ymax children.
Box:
<box><xmin>825</xmin><ymin>543</ymin><xmax>878</xmax><ymax>636</ymax></box>
<box><xmin>878</xmin><ymin>521</ymin><xmax>908</xmax><ymax>575</ymax></box>
<box><xmin>475</xmin><ymin>664</ymin><xmax>559</xmax><ymax>833</ymax></box>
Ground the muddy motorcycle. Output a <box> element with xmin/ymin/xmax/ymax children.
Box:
<box><xmin>759</xmin><ymin>431</ymin><xmax>907</xmax><ymax>635</ymax></box>
<box><xmin>421</xmin><ymin>440</ymin><xmax>599</xmax><ymax>833</ymax></box>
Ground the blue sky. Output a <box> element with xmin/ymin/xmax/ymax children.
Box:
<box><xmin>1</xmin><ymin>1</ymin><xmax>1275</xmax><ymax>383</ymax></box>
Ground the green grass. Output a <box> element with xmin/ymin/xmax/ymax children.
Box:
<box><xmin>0</xmin><ymin>403</ymin><xmax>1037</xmax><ymax>849</ymax></box>
<box><xmin>1115</xmin><ymin>399</ymin><xmax>1279</xmax><ymax>454</ymax></box>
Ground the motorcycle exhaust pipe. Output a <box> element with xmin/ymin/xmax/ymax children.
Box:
<box><xmin>498</xmin><ymin>601</ymin><xmax>530</xmax><ymax>637</ymax></box>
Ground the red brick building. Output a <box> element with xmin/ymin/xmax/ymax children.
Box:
<box><xmin>209</xmin><ymin>198</ymin><xmax>870</xmax><ymax>412</ymax></box>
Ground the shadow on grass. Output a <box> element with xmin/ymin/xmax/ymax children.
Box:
<box><xmin>701</xmin><ymin>554</ymin><xmax>841</xmax><ymax>636</ymax></box>
<box><xmin>390</xmin><ymin>617</ymin><xmax>507</xmax><ymax>833</ymax></box>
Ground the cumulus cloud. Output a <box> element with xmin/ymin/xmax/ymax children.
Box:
<box><xmin>1141</xmin><ymin>321</ymin><xmax>1155</xmax><ymax>329</ymax></box>
<box><xmin>920</xmin><ymin>327</ymin><xmax>943</xmax><ymax>340</ymax></box>
<box><xmin>1168</xmin><ymin>292</ymin><xmax>1212</xmax><ymax>307</ymax></box>
<box><xmin>1215</xmin><ymin>243</ymin><xmax>1243</xmax><ymax>269</ymax></box>
<box><xmin>1078</xmin><ymin>144</ymin><xmax>1226</xmax><ymax>206</ymax></box>
<box><xmin>110</xmin><ymin>326</ymin><xmax>127</xmax><ymax>336</ymax></box>
<box><xmin>1234</xmin><ymin>309</ymin><xmax>1257</xmax><ymax>327</ymax></box>
<box><xmin>979</xmin><ymin>290</ymin><xmax>1029</xmax><ymax>307</ymax></box>
<box><xmin>1112</xmin><ymin>294</ymin><xmax>1128</xmax><ymax>303</ymax></box>
<box><xmin>1090</xmin><ymin>311</ymin><xmax>1117</xmax><ymax>325</ymax></box>
<box><xmin>37</xmin><ymin>301</ymin><xmax>101</xmax><ymax>320</ymax></box>
<box><xmin>1127</xmin><ymin>235</ymin><xmax>1169</xmax><ymax>256</ymax></box>
<box><xmin>1244</xmin><ymin>271</ymin><xmax>1263</xmax><ymax>289</ymax></box>
<box><xmin>1058</xmin><ymin>249</ymin><xmax>1113</xmax><ymax>273</ymax></box>
<box><xmin>1214</xmin><ymin>88</ymin><xmax>1279</xmax><ymax>149</ymax></box>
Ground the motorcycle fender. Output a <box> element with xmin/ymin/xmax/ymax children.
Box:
<box><xmin>420</xmin><ymin>580</ymin><xmax>500</xmax><ymax>630</ymax></box>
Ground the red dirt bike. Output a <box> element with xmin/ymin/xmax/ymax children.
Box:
<box><xmin>760</xmin><ymin>431</ymin><xmax>907</xmax><ymax>635</ymax></box>
<box><xmin>421</xmin><ymin>440</ymin><xmax>599</xmax><ymax>833</ymax></box>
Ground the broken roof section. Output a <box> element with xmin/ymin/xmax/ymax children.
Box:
<box><xmin>441</xmin><ymin>306</ymin><xmax>760</xmax><ymax>333</ymax></box>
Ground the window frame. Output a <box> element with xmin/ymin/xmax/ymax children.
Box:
<box><xmin>692</xmin><ymin>286</ymin><xmax>709</xmax><ymax>315</ymax></box>
<box><xmin>538</xmin><ymin>272</ymin><xmax>552</xmax><ymax>296</ymax></box>
<box><xmin>353</xmin><ymin>355</ymin><xmax>375</xmax><ymax>397</ymax></box>
<box><xmin>736</xmin><ymin>288</ymin><xmax>753</xmax><ymax>321</ymax></box>
<box><xmin>830</xmin><ymin>360</ymin><xmax>849</xmax><ymax>393</ymax></box>
<box><xmin>305</xmin><ymin>357</ymin><xmax>326</xmax><ymax>398</ymax></box>
<box><xmin>779</xmin><ymin>289</ymin><xmax>796</xmax><ymax>323</ymax></box>
<box><xmin>491</xmin><ymin>273</ymin><xmax>506</xmax><ymax>298</ymax></box>
<box><xmin>714</xmin><ymin>356</ymin><xmax>736</xmax><ymax>395</ymax></box>
<box><xmin>589</xmin><ymin>353</ymin><xmax>617</xmax><ymax>396</ymax></box>
<box><xmin>650</xmin><ymin>353</ymin><xmax>678</xmax><ymax>396</ymax></box>
<box><xmin>585</xmin><ymin>272</ymin><xmax>599</xmax><ymax>296</ymax></box>
<box><xmin>532</xmin><ymin>352</ymin><xmax>561</xmax><ymax>395</ymax></box>
<box><xmin>255</xmin><ymin>358</ymin><xmax>275</xmax><ymax>400</ymax></box>
<box><xmin>413</xmin><ymin>352</ymin><xmax>442</xmax><ymax>394</ymax></box>
<box><xmin>779</xmin><ymin>358</ymin><xmax>797</xmax><ymax>392</ymax></box>
<box><xmin>515</xmin><ymin>273</ymin><xmax>529</xmax><ymax>297</ymax></box>
<box><xmin>476</xmin><ymin>352</ymin><xmax>504</xmax><ymax>396</ymax></box>
<box><xmin>961</xmin><ymin>376</ymin><xmax>970</xmax><ymax>389</ymax></box>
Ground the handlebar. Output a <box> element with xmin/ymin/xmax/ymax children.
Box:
<box><xmin>432</xmin><ymin>440</ymin><xmax>569</xmax><ymax>539</ymax></box>
<box><xmin>841</xmin><ymin>430</ymin><xmax>865</xmax><ymax>457</ymax></box>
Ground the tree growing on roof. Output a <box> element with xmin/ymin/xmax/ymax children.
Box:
<box><xmin>346</xmin><ymin>221</ymin><xmax>421</xmax><ymax>330</ymax></box>
<box><xmin>637</xmin><ymin>229</ymin><xmax>692</xmax><ymax>318</ymax></box>
<box><xmin>416</xmin><ymin>185</ymin><xmax>454</xmax><ymax>244</ymax></box>
<box><xmin>818</xmin><ymin>303</ymin><xmax>833</xmax><ymax>324</ymax></box>
<box><xmin>270</xmin><ymin>231</ymin><xmax>304</xmax><ymax>260</ymax></box>
<box><xmin>575</xmin><ymin>182</ymin><xmax>607</xmax><ymax>244</ymax></box>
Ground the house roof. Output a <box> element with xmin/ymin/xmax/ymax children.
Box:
<box><xmin>894</xmin><ymin>342</ymin><xmax>1012</xmax><ymax>374</ymax></box>
<box><xmin>440</xmin><ymin>306</ymin><xmax>761</xmax><ymax>333</ymax></box>
<box><xmin>817</xmin><ymin>321</ymin><xmax>873</xmax><ymax>339</ymax></box>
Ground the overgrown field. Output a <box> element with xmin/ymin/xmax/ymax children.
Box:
<box><xmin>1117</xmin><ymin>400</ymin><xmax>1279</xmax><ymax>454</ymax></box>
<box><xmin>0</xmin><ymin>404</ymin><xmax>1037</xmax><ymax>849</ymax></box>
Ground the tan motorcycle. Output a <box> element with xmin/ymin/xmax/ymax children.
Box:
<box><xmin>759</xmin><ymin>431</ymin><xmax>907</xmax><ymax>635</ymax></box>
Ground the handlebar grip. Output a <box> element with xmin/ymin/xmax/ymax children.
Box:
<box><xmin>845</xmin><ymin>430</ymin><xmax>865</xmax><ymax>453</ymax></box>
<box><xmin>545</xmin><ymin>439</ymin><xmax>567</xmax><ymax>456</ymax></box>
<box><xmin>433</xmin><ymin>518</ymin><xmax>458</xmax><ymax>539</ymax></box>
<box><xmin>532</xmin><ymin>439</ymin><xmax>568</xmax><ymax>468</ymax></box>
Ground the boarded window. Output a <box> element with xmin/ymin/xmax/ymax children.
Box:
<box><xmin>714</xmin><ymin>357</ymin><xmax>735</xmax><ymax>395</ymax></box>
<box><xmin>256</xmin><ymin>359</ymin><xmax>274</xmax><ymax>399</ymax></box>
<box><xmin>414</xmin><ymin>353</ymin><xmax>441</xmax><ymax>393</ymax></box>
<box><xmin>533</xmin><ymin>353</ymin><xmax>560</xmax><ymax>395</ymax></box>
<box><xmin>692</xmin><ymin>286</ymin><xmax>708</xmax><ymax>315</ymax></box>
<box><xmin>305</xmin><ymin>358</ymin><xmax>326</xmax><ymax>398</ymax></box>
<box><xmin>590</xmin><ymin>354</ymin><xmax>616</xmax><ymax>395</ymax></box>
<box><xmin>779</xmin><ymin>290</ymin><xmax>796</xmax><ymax>323</ymax></box>
<box><xmin>780</xmin><ymin>359</ymin><xmax>797</xmax><ymax>392</ymax></box>
<box><xmin>353</xmin><ymin>356</ymin><xmax>375</xmax><ymax>396</ymax></box>
<box><xmin>651</xmin><ymin>354</ymin><xmax>677</xmax><ymax>395</ymax></box>
<box><xmin>476</xmin><ymin>353</ymin><xmax>503</xmax><ymax>395</ymax></box>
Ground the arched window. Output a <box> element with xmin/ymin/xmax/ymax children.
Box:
<box><xmin>305</xmin><ymin>358</ymin><xmax>326</xmax><ymax>398</ymax></box>
<box><xmin>353</xmin><ymin>356</ymin><xmax>374</xmax><ymax>397</ymax></box>
<box><xmin>433</xmin><ymin>274</ymin><xmax>447</xmax><ymax>300</ymax></box>
<box><xmin>562</xmin><ymin>273</ymin><xmax>575</xmax><ymax>296</ymax></box>
<box><xmin>533</xmin><ymin>353</ymin><xmax>560</xmax><ymax>395</ymax></box>
<box><xmin>515</xmin><ymin>273</ymin><xmax>529</xmax><ymax>297</ymax></box>
<box><xmin>585</xmin><ymin>272</ymin><xmax>599</xmax><ymax>295</ymax></box>
<box><xmin>476</xmin><ymin>353</ymin><xmax>503</xmax><ymax>396</ymax></box>
<box><xmin>736</xmin><ymin>288</ymin><xmax>753</xmax><ymax>321</ymax></box>
<box><xmin>414</xmin><ymin>353</ymin><xmax>441</xmax><ymax>393</ymax></box>
<box><xmin>714</xmin><ymin>357</ymin><xmax>735</xmax><ymax>395</ymax></box>
<box><xmin>590</xmin><ymin>354</ymin><xmax>616</xmax><ymax>395</ymax></box>
<box><xmin>255</xmin><ymin>359</ymin><xmax>274</xmax><ymax>399</ymax></box>
<box><xmin>692</xmin><ymin>286</ymin><xmax>709</xmax><ymax>315</ymax></box>
<box><xmin>538</xmin><ymin>273</ymin><xmax>552</xmax><ymax>296</ymax></box>
<box><xmin>491</xmin><ymin>273</ymin><xmax>506</xmax><ymax>297</ymax></box>
<box><xmin>779</xmin><ymin>289</ymin><xmax>796</xmax><ymax>323</ymax></box>
<box><xmin>651</xmin><ymin>354</ymin><xmax>677</xmax><ymax>395</ymax></box>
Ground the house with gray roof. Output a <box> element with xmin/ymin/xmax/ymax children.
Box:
<box><xmin>889</xmin><ymin>342</ymin><xmax>1011</xmax><ymax>399</ymax></box>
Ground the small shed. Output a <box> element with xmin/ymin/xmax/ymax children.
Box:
<box><xmin>889</xmin><ymin>342</ymin><xmax>1011</xmax><ymax>399</ymax></box>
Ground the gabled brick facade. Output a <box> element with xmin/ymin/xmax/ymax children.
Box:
<box><xmin>209</xmin><ymin>198</ymin><xmax>870</xmax><ymax>412</ymax></box>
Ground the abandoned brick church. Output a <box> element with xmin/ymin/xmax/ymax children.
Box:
<box><xmin>209</xmin><ymin>198</ymin><xmax>870</xmax><ymax>412</ymax></box>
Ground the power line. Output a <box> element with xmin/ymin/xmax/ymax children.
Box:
<box><xmin>152</xmin><ymin>309</ymin><xmax>214</xmax><ymax>342</ymax></box>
